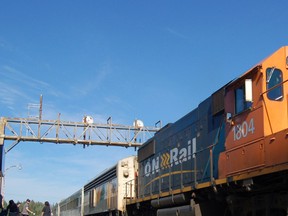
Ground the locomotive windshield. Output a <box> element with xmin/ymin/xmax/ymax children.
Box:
<box><xmin>266</xmin><ymin>67</ymin><xmax>283</xmax><ymax>101</ymax></box>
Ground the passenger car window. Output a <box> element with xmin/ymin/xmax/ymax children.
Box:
<box><xmin>266</xmin><ymin>68</ymin><xmax>283</xmax><ymax>101</ymax></box>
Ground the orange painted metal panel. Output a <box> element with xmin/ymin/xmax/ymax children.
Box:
<box><xmin>218</xmin><ymin>151</ymin><xmax>227</xmax><ymax>178</ymax></box>
<box><xmin>264</xmin><ymin>129</ymin><xmax>288</xmax><ymax>167</ymax></box>
<box><xmin>225</xmin><ymin>69</ymin><xmax>264</xmax><ymax>150</ymax></box>
<box><xmin>225</xmin><ymin>107</ymin><xmax>264</xmax><ymax>150</ymax></box>
<box><xmin>219</xmin><ymin>46</ymin><xmax>288</xmax><ymax>178</ymax></box>
<box><xmin>225</xmin><ymin>140</ymin><xmax>265</xmax><ymax>176</ymax></box>
<box><xmin>261</xmin><ymin>46</ymin><xmax>288</xmax><ymax>136</ymax></box>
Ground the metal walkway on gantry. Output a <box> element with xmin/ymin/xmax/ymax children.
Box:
<box><xmin>0</xmin><ymin>115</ymin><xmax>160</xmax><ymax>153</ymax></box>
<box><xmin>0</xmin><ymin>96</ymin><xmax>161</xmax><ymax>196</ymax></box>
<box><xmin>0</xmin><ymin>96</ymin><xmax>161</xmax><ymax>154</ymax></box>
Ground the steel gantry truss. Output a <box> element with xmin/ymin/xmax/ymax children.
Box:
<box><xmin>0</xmin><ymin>115</ymin><xmax>161</xmax><ymax>154</ymax></box>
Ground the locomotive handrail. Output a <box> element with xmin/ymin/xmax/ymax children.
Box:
<box><xmin>261</xmin><ymin>78</ymin><xmax>288</xmax><ymax>96</ymax></box>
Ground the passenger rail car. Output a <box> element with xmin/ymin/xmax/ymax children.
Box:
<box><xmin>83</xmin><ymin>155</ymin><xmax>137</xmax><ymax>216</ymax></box>
<box><xmin>126</xmin><ymin>46</ymin><xmax>288</xmax><ymax>216</ymax></box>
<box><xmin>54</xmin><ymin>156</ymin><xmax>138</xmax><ymax>216</ymax></box>
<box><xmin>52</xmin><ymin>189</ymin><xmax>82</xmax><ymax>216</ymax></box>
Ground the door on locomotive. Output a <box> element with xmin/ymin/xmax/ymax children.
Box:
<box><xmin>219</xmin><ymin>46</ymin><xmax>288</xmax><ymax>178</ymax></box>
<box><xmin>260</xmin><ymin>46</ymin><xmax>288</xmax><ymax>168</ymax></box>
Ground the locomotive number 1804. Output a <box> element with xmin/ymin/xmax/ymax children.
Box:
<box><xmin>232</xmin><ymin>118</ymin><xmax>255</xmax><ymax>141</ymax></box>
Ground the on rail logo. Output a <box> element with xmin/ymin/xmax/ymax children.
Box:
<box><xmin>160</xmin><ymin>153</ymin><xmax>170</xmax><ymax>168</ymax></box>
<box><xmin>144</xmin><ymin>138</ymin><xmax>196</xmax><ymax>177</ymax></box>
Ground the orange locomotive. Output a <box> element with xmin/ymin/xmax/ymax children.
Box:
<box><xmin>126</xmin><ymin>46</ymin><xmax>288</xmax><ymax>216</ymax></box>
<box><xmin>220</xmin><ymin>46</ymin><xmax>288</xmax><ymax>179</ymax></box>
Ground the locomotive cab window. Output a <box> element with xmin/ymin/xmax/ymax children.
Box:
<box><xmin>235</xmin><ymin>80</ymin><xmax>253</xmax><ymax>114</ymax></box>
<box><xmin>266</xmin><ymin>67</ymin><xmax>283</xmax><ymax>101</ymax></box>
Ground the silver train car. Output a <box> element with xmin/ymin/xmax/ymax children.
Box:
<box><xmin>53</xmin><ymin>155</ymin><xmax>138</xmax><ymax>216</ymax></box>
<box><xmin>52</xmin><ymin>189</ymin><xmax>82</xmax><ymax>216</ymax></box>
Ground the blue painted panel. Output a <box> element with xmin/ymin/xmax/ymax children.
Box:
<box><xmin>138</xmin><ymin>95</ymin><xmax>226</xmax><ymax>197</ymax></box>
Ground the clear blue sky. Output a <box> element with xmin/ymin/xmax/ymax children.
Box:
<box><xmin>0</xmin><ymin>0</ymin><xmax>287</xmax><ymax>204</ymax></box>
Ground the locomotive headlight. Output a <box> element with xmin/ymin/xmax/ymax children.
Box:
<box><xmin>286</xmin><ymin>56</ymin><xmax>288</xmax><ymax>66</ymax></box>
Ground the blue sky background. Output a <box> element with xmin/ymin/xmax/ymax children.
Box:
<box><xmin>1</xmin><ymin>0</ymin><xmax>287</xmax><ymax>204</ymax></box>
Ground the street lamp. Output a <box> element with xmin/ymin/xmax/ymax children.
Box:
<box><xmin>5</xmin><ymin>164</ymin><xmax>22</xmax><ymax>173</ymax></box>
<box><xmin>2</xmin><ymin>164</ymin><xmax>22</xmax><ymax>200</ymax></box>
